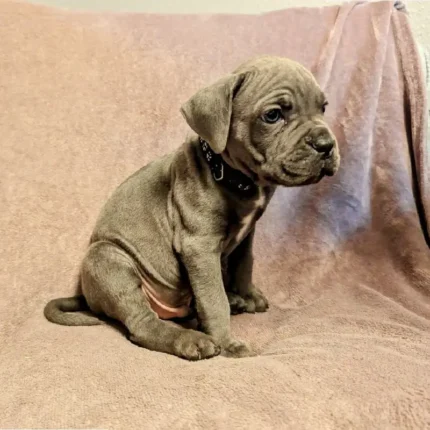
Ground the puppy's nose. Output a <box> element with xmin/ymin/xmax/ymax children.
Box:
<box><xmin>313</xmin><ymin>137</ymin><xmax>334</xmax><ymax>154</ymax></box>
<box><xmin>305</xmin><ymin>132</ymin><xmax>334</xmax><ymax>155</ymax></box>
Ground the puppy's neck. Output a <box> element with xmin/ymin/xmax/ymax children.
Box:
<box><xmin>199</xmin><ymin>137</ymin><xmax>260</xmax><ymax>199</ymax></box>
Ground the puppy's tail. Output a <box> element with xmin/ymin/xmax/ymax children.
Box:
<box><xmin>44</xmin><ymin>295</ymin><xmax>104</xmax><ymax>326</ymax></box>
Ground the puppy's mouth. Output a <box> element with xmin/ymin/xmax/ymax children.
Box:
<box><xmin>321</xmin><ymin>161</ymin><xmax>336</xmax><ymax>177</ymax></box>
<box><xmin>269</xmin><ymin>160</ymin><xmax>336</xmax><ymax>187</ymax></box>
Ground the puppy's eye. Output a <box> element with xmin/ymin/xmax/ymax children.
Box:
<box><xmin>262</xmin><ymin>109</ymin><xmax>283</xmax><ymax>124</ymax></box>
<box><xmin>322</xmin><ymin>101</ymin><xmax>328</xmax><ymax>113</ymax></box>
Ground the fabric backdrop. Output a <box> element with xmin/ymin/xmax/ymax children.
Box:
<box><xmin>1</xmin><ymin>0</ymin><xmax>429</xmax><ymax>428</ymax></box>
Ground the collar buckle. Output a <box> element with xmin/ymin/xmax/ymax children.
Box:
<box><xmin>199</xmin><ymin>137</ymin><xmax>256</xmax><ymax>196</ymax></box>
<box><xmin>213</xmin><ymin>163</ymin><xmax>224</xmax><ymax>181</ymax></box>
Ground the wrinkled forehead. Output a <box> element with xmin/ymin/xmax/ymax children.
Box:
<box><xmin>235</xmin><ymin>62</ymin><xmax>325</xmax><ymax>111</ymax></box>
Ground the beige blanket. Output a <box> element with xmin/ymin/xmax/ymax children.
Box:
<box><xmin>1</xmin><ymin>0</ymin><xmax>429</xmax><ymax>428</ymax></box>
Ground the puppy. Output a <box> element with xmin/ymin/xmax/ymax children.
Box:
<box><xmin>44</xmin><ymin>56</ymin><xmax>340</xmax><ymax>360</ymax></box>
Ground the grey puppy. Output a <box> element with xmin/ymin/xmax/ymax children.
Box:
<box><xmin>44</xmin><ymin>56</ymin><xmax>340</xmax><ymax>360</ymax></box>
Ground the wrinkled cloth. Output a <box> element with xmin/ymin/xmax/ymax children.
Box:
<box><xmin>0</xmin><ymin>0</ymin><xmax>429</xmax><ymax>428</ymax></box>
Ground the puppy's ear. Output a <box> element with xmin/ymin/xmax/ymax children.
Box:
<box><xmin>180</xmin><ymin>73</ymin><xmax>246</xmax><ymax>154</ymax></box>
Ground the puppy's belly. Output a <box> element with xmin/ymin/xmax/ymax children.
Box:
<box><xmin>140</xmin><ymin>272</ymin><xmax>193</xmax><ymax>320</ymax></box>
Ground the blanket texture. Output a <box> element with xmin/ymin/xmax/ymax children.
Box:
<box><xmin>1</xmin><ymin>0</ymin><xmax>429</xmax><ymax>428</ymax></box>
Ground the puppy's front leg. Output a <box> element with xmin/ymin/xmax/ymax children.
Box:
<box><xmin>227</xmin><ymin>229</ymin><xmax>269</xmax><ymax>314</ymax></box>
<box><xmin>182</xmin><ymin>243</ymin><xmax>253</xmax><ymax>358</ymax></box>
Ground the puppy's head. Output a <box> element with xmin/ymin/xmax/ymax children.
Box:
<box><xmin>181</xmin><ymin>56</ymin><xmax>340</xmax><ymax>187</ymax></box>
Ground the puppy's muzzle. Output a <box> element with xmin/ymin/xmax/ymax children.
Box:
<box><xmin>304</xmin><ymin>127</ymin><xmax>335</xmax><ymax>157</ymax></box>
<box><xmin>304</xmin><ymin>126</ymin><xmax>338</xmax><ymax>177</ymax></box>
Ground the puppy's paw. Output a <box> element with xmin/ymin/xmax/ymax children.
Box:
<box><xmin>227</xmin><ymin>292</ymin><xmax>247</xmax><ymax>315</ymax></box>
<box><xmin>173</xmin><ymin>331</ymin><xmax>221</xmax><ymax>361</ymax></box>
<box><xmin>244</xmin><ymin>288</ymin><xmax>269</xmax><ymax>313</ymax></box>
<box><xmin>228</xmin><ymin>288</ymin><xmax>269</xmax><ymax>314</ymax></box>
<box><xmin>221</xmin><ymin>339</ymin><xmax>255</xmax><ymax>358</ymax></box>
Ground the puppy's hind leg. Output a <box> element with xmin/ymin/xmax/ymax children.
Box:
<box><xmin>81</xmin><ymin>242</ymin><xmax>220</xmax><ymax>360</ymax></box>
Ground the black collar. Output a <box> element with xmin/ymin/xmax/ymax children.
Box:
<box><xmin>199</xmin><ymin>137</ymin><xmax>258</xmax><ymax>197</ymax></box>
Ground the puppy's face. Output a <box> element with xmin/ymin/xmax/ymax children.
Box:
<box><xmin>226</xmin><ymin>58</ymin><xmax>340</xmax><ymax>187</ymax></box>
<box><xmin>181</xmin><ymin>56</ymin><xmax>340</xmax><ymax>187</ymax></box>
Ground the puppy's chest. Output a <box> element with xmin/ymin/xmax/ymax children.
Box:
<box><xmin>223</xmin><ymin>191</ymin><xmax>267</xmax><ymax>254</ymax></box>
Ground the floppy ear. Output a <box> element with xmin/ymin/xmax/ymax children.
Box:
<box><xmin>180</xmin><ymin>73</ymin><xmax>246</xmax><ymax>154</ymax></box>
